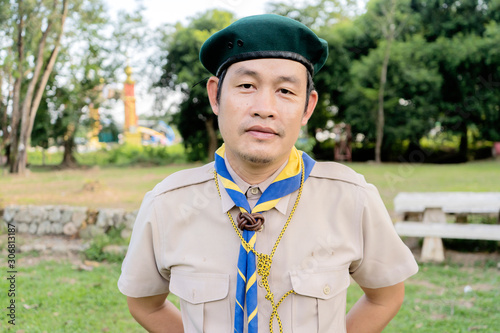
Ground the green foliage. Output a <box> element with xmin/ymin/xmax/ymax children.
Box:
<box><xmin>268</xmin><ymin>0</ymin><xmax>500</xmax><ymax>161</ymax></box>
<box><xmin>50</xmin><ymin>16</ymin><xmax>111</xmax><ymax>165</ymax></box>
<box><xmin>27</xmin><ymin>149</ymin><xmax>63</xmax><ymax>166</ymax></box>
<box><xmin>0</xmin><ymin>0</ymin><xmax>11</xmax><ymax>26</ymax></box>
<box><xmin>31</xmin><ymin>97</ymin><xmax>52</xmax><ymax>150</ymax></box>
<box><xmin>1</xmin><ymin>0</ymin><xmax>151</xmax><ymax>171</ymax></box>
<box><xmin>153</xmin><ymin>10</ymin><xmax>234</xmax><ymax>161</ymax></box>
<box><xmin>411</xmin><ymin>0</ymin><xmax>494</xmax><ymax>41</ymax></box>
<box><xmin>434</xmin><ymin>28</ymin><xmax>500</xmax><ymax>144</ymax></box>
<box><xmin>83</xmin><ymin>226</ymin><xmax>128</xmax><ymax>263</ymax></box>
<box><xmin>26</xmin><ymin>143</ymin><xmax>187</xmax><ymax>167</ymax></box>
<box><xmin>98</xmin><ymin>143</ymin><xmax>187</xmax><ymax>166</ymax></box>
<box><xmin>97</xmin><ymin>114</ymin><xmax>120</xmax><ymax>143</ymax></box>
<box><xmin>344</xmin><ymin>36</ymin><xmax>442</xmax><ymax>146</ymax></box>
<box><xmin>295</xmin><ymin>137</ymin><xmax>316</xmax><ymax>157</ymax></box>
<box><xmin>10</xmin><ymin>0</ymin><xmax>500</xmax><ymax>165</ymax></box>
<box><xmin>268</xmin><ymin>0</ymin><xmax>361</xmax><ymax>29</ymax></box>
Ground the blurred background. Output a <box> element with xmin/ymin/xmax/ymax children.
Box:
<box><xmin>1</xmin><ymin>0</ymin><xmax>499</xmax><ymax>172</ymax></box>
<box><xmin>0</xmin><ymin>0</ymin><xmax>499</xmax><ymax>332</ymax></box>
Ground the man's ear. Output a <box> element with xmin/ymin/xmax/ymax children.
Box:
<box><xmin>207</xmin><ymin>76</ymin><xmax>220</xmax><ymax>115</ymax></box>
<box><xmin>301</xmin><ymin>90</ymin><xmax>318</xmax><ymax>126</ymax></box>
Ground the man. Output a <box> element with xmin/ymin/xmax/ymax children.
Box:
<box><xmin>118</xmin><ymin>14</ymin><xmax>418</xmax><ymax>333</ymax></box>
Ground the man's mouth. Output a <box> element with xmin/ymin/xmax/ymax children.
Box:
<box><xmin>246</xmin><ymin>125</ymin><xmax>278</xmax><ymax>139</ymax></box>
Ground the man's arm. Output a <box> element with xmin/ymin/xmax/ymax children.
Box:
<box><xmin>127</xmin><ymin>293</ymin><xmax>184</xmax><ymax>333</ymax></box>
<box><xmin>346</xmin><ymin>281</ymin><xmax>405</xmax><ymax>333</ymax></box>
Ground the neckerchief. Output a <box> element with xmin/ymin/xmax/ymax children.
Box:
<box><xmin>214</xmin><ymin>144</ymin><xmax>315</xmax><ymax>333</ymax></box>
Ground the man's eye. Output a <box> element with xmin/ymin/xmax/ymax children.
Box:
<box><xmin>280</xmin><ymin>88</ymin><xmax>291</xmax><ymax>94</ymax></box>
<box><xmin>241</xmin><ymin>84</ymin><xmax>252</xmax><ymax>89</ymax></box>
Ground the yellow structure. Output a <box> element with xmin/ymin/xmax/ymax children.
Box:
<box><xmin>88</xmin><ymin>105</ymin><xmax>102</xmax><ymax>149</ymax></box>
<box><xmin>123</xmin><ymin>65</ymin><xmax>141</xmax><ymax>145</ymax></box>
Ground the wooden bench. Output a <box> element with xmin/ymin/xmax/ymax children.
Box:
<box><xmin>393</xmin><ymin>192</ymin><xmax>500</xmax><ymax>262</ymax></box>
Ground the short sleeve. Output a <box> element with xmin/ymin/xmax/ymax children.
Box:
<box><xmin>118</xmin><ymin>191</ymin><xmax>170</xmax><ymax>297</ymax></box>
<box><xmin>349</xmin><ymin>184</ymin><xmax>418</xmax><ymax>288</ymax></box>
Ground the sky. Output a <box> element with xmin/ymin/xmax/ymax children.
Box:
<box><xmin>104</xmin><ymin>0</ymin><xmax>272</xmax><ymax>124</ymax></box>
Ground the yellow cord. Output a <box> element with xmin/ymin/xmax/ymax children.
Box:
<box><xmin>213</xmin><ymin>159</ymin><xmax>305</xmax><ymax>333</ymax></box>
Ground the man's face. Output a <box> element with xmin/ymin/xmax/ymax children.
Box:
<box><xmin>208</xmin><ymin>58</ymin><xmax>317</xmax><ymax>168</ymax></box>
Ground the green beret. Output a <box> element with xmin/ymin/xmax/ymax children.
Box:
<box><xmin>200</xmin><ymin>14</ymin><xmax>328</xmax><ymax>76</ymax></box>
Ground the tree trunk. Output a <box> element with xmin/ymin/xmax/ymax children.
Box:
<box><xmin>9</xmin><ymin>1</ymin><xmax>24</xmax><ymax>174</ymax></box>
<box><xmin>28</xmin><ymin>0</ymin><xmax>68</xmax><ymax>136</ymax></box>
<box><xmin>60</xmin><ymin>124</ymin><xmax>78</xmax><ymax>169</ymax></box>
<box><xmin>375</xmin><ymin>44</ymin><xmax>390</xmax><ymax>163</ymax></box>
<box><xmin>60</xmin><ymin>138</ymin><xmax>78</xmax><ymax>168</ymax></box>
<box><xmin>458</xmin><ymin>122</ymin><xmax>468</xmax><ymax>162</ymax></box>
<box><xmin>0</xmin><ymin>69</ymin><xmax>13</xmax><ymax>164</ymax></box>
<box><xmin>205</xmin><ymin>116</ymin><xmax>218</xmax><ymax>161</ymax></box>
<box><xmin>14</xmin><ymin>0</ymin><xmax>68</xmax><ymax>175</ymax></box>
<box><xmin>16</xmin><ymin>19</ymin><xmax>54</xmax><ymax>174</ymax></box>
<box><xmin>0</xmin><ymin>73</ymin><xmax>4</xmax><ymax>160</ymax></box>
<box><xmin>19</xmin><ymin>19</ymin><xmax>53</xmax><ymax>140</ymax></box>
<box><xmin>5</xmin><ymin>144</ymin><xmax>11</xmax><ymax>166</ymax></box>
<box><xmin>375</xmin><ymin>0</ymin><xmax>396</xmax><ymax>164</ymax></box>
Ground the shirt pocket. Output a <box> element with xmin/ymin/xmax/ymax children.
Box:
<box><xmin>170</xmin><ymin>270</ymin><xmax>231</xmax><ymax>333</ymax></box>
<box><xmin>290</xmin><ymin>265</ymin><xmax>350</xmax><ymax>333</ymax></box>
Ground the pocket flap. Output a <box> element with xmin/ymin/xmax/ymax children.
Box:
<box><xmin>290</xmin><ymin>267</ymin><xmax>350</xmax><ymax>300</ymax></box>
<box><xmin>170</xmin><ymin>271</ymin><xmax>229</xmax><ymax>304</ymax></box>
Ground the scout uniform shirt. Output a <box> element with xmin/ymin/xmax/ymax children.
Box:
<box><xmin>118</xmin><ymin>161</ymin><xmax>419</xmax><ymax>333</ymax></box>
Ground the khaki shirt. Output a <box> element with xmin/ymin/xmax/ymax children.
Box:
<box><xmin>118</xmin><ymin>161</ymin><xmax>418</xmax><ymax>333</ymax></box>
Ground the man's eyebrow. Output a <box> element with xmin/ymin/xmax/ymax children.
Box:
<box><xmin>276</xmin><ymin>75</ymin><xmax>299</xmax><ymax>84</ymax></box>
<box><xmin>234</xmin><ymin>67</ymin><xmax>300</xmax><ymax>84</ymax></box>
<box><xmin>233</xmin><ymin>67</ymin><xmax>259</xmax><ymax>77</ymax></box>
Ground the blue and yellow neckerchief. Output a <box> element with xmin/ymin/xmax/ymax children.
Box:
<box><xmin>214</xmin><ymin>144</ymin><xmax>315</xmax><ymax>333</ymax></box>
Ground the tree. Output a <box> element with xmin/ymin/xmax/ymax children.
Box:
<box><xmin>30</xmin><ymin>98</ymin><xmax>52</xmax><ymax>166</ymax></box>
<box><xmin>268</xmin><ymin>0</ymin><xmax>364</xmax><ymax>159</ymax></box>
<box><xmin>311</xmin><ymin>0</ymin><xmax>441</xmax><ymax>161</ymax></box>
<box><xmin>358</xmin><ymin>0</ymin><xmax>415</xmax><ymax>162</ymax></box>
<box><xmin>0</xmin><ymin>0</ymin><xmax>14</xmax><ymax>166</ymax></box>
<box><xmin>268</xmin><ymin>0</ymin><xmax>361</xmax><ymax>29</ymax></box>
<box><xmin>372</xmin><ymin>0</ymin><xmax>396</xmax><ymax>163</ymax></box>
<box><xmin>8</xmin><ymin>0</ymin><xmax>69</xmax><ymax>174</ymax></box>
<box><xmin>48</xmin><ymin>1</ymin><xmax>142</xmax><ymax>168</ymax></box>
<box><xmin>410</xmin><ymin>0</ymin><xmax>500</xmax><ymax>160</ymax></box>
<box><xmin>50</xmin><ymin>66</ymin><xmax>105</xmax><ymax>168</ymax></box>
<box><xmin>2</xmin><ymin>0</ymin><xmax>149</xmax><ymax>171</ymax></box>
<box><xmin>343</xmin><ymin>37</ymin><xmax>442</xmax><ymax>159</ymax></box>
<box><xmin>154</xmin><ymin>10</ymin><xmax>234</xmax><ymax>161</ymax></box>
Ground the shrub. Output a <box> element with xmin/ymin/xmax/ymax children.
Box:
<box><xmin>28</xmin><ymin>143</ymin><xmax>188</xmax><ymax>167</ymax></box>
<box><xmin>83</xmin><ymin>226</ymin><xmax>129</xmax><ymax>263</ymax></box>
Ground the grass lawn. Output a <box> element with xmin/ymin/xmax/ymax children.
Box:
<box><xmin>0</xmin><ymin>259</ymin><xmax>498</xmax><ymax>332</ymax></box>
<box><xmin>344</xmin><ymin>160</ymin><xmax>500</xmax><ymax>212</ymax></box>
<box><xmin>1</xmin><ymin>160</ymin><xmax>499</xmax><ymax>331</ymax></box>
<box><xmin>0</xmin><ymin>259</ymin><xmax>178</xmax><ymax>332</ymax></box>
<box><xmin>0</xmin><ymin>164</ymin><xmax>200</xmax><ymax>211</ymax></box>
<box><xmin>1</xmin><ymin>160</ymin><xmax>499</xmax><ymax>213</ymax></box>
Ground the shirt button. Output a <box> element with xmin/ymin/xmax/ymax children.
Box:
<box><xmin>258</xmin><ymin>279</ymin><xmax>265</xmax><ymax>288</ymax></box>
<box><xmin>250</xmin><ymin>187</ymin><xmax>259</xmax><ymax>195</ymax></box>
<box><xmin>323</xmin><ymin>285</ymin><xmax>331</xmax><ymax>295</ymax></box>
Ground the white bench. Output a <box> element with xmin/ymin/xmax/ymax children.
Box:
<box><xmin>393</xmin><ymin>192</ymin><xmax>500</xmax><ymax>262</ymax></box>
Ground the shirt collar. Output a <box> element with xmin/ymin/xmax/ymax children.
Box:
<box><xmin>218</xmin><ymin>156</ymin><xmax>291</xmax><ymax>215</ymax></box>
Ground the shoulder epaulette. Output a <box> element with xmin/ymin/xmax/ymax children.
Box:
<box><xmin>153</xmin><ymin>162</ymin><xmax>215</xmax><ymax>197</ymax></box>
<box><xmin>309</xmin><ymin>161</ymin><xmax>367</xmax><ymax>187</ymax></box>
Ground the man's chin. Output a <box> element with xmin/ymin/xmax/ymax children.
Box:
<box><xmin>239</xmin><ymin>152</ymin><xmax>274</xmax><ymax>165</ymax></box>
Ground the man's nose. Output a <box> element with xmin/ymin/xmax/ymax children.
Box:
<box><xmin>251</xmin><ymin>89</ymin><xmax>277</xmax><ymax>119</ymax></box>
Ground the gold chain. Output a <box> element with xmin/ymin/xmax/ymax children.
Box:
<box><xmin>213</xmin><ymin>159</ymin><xmax>305</xmax><ymax>333</ymax></box>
